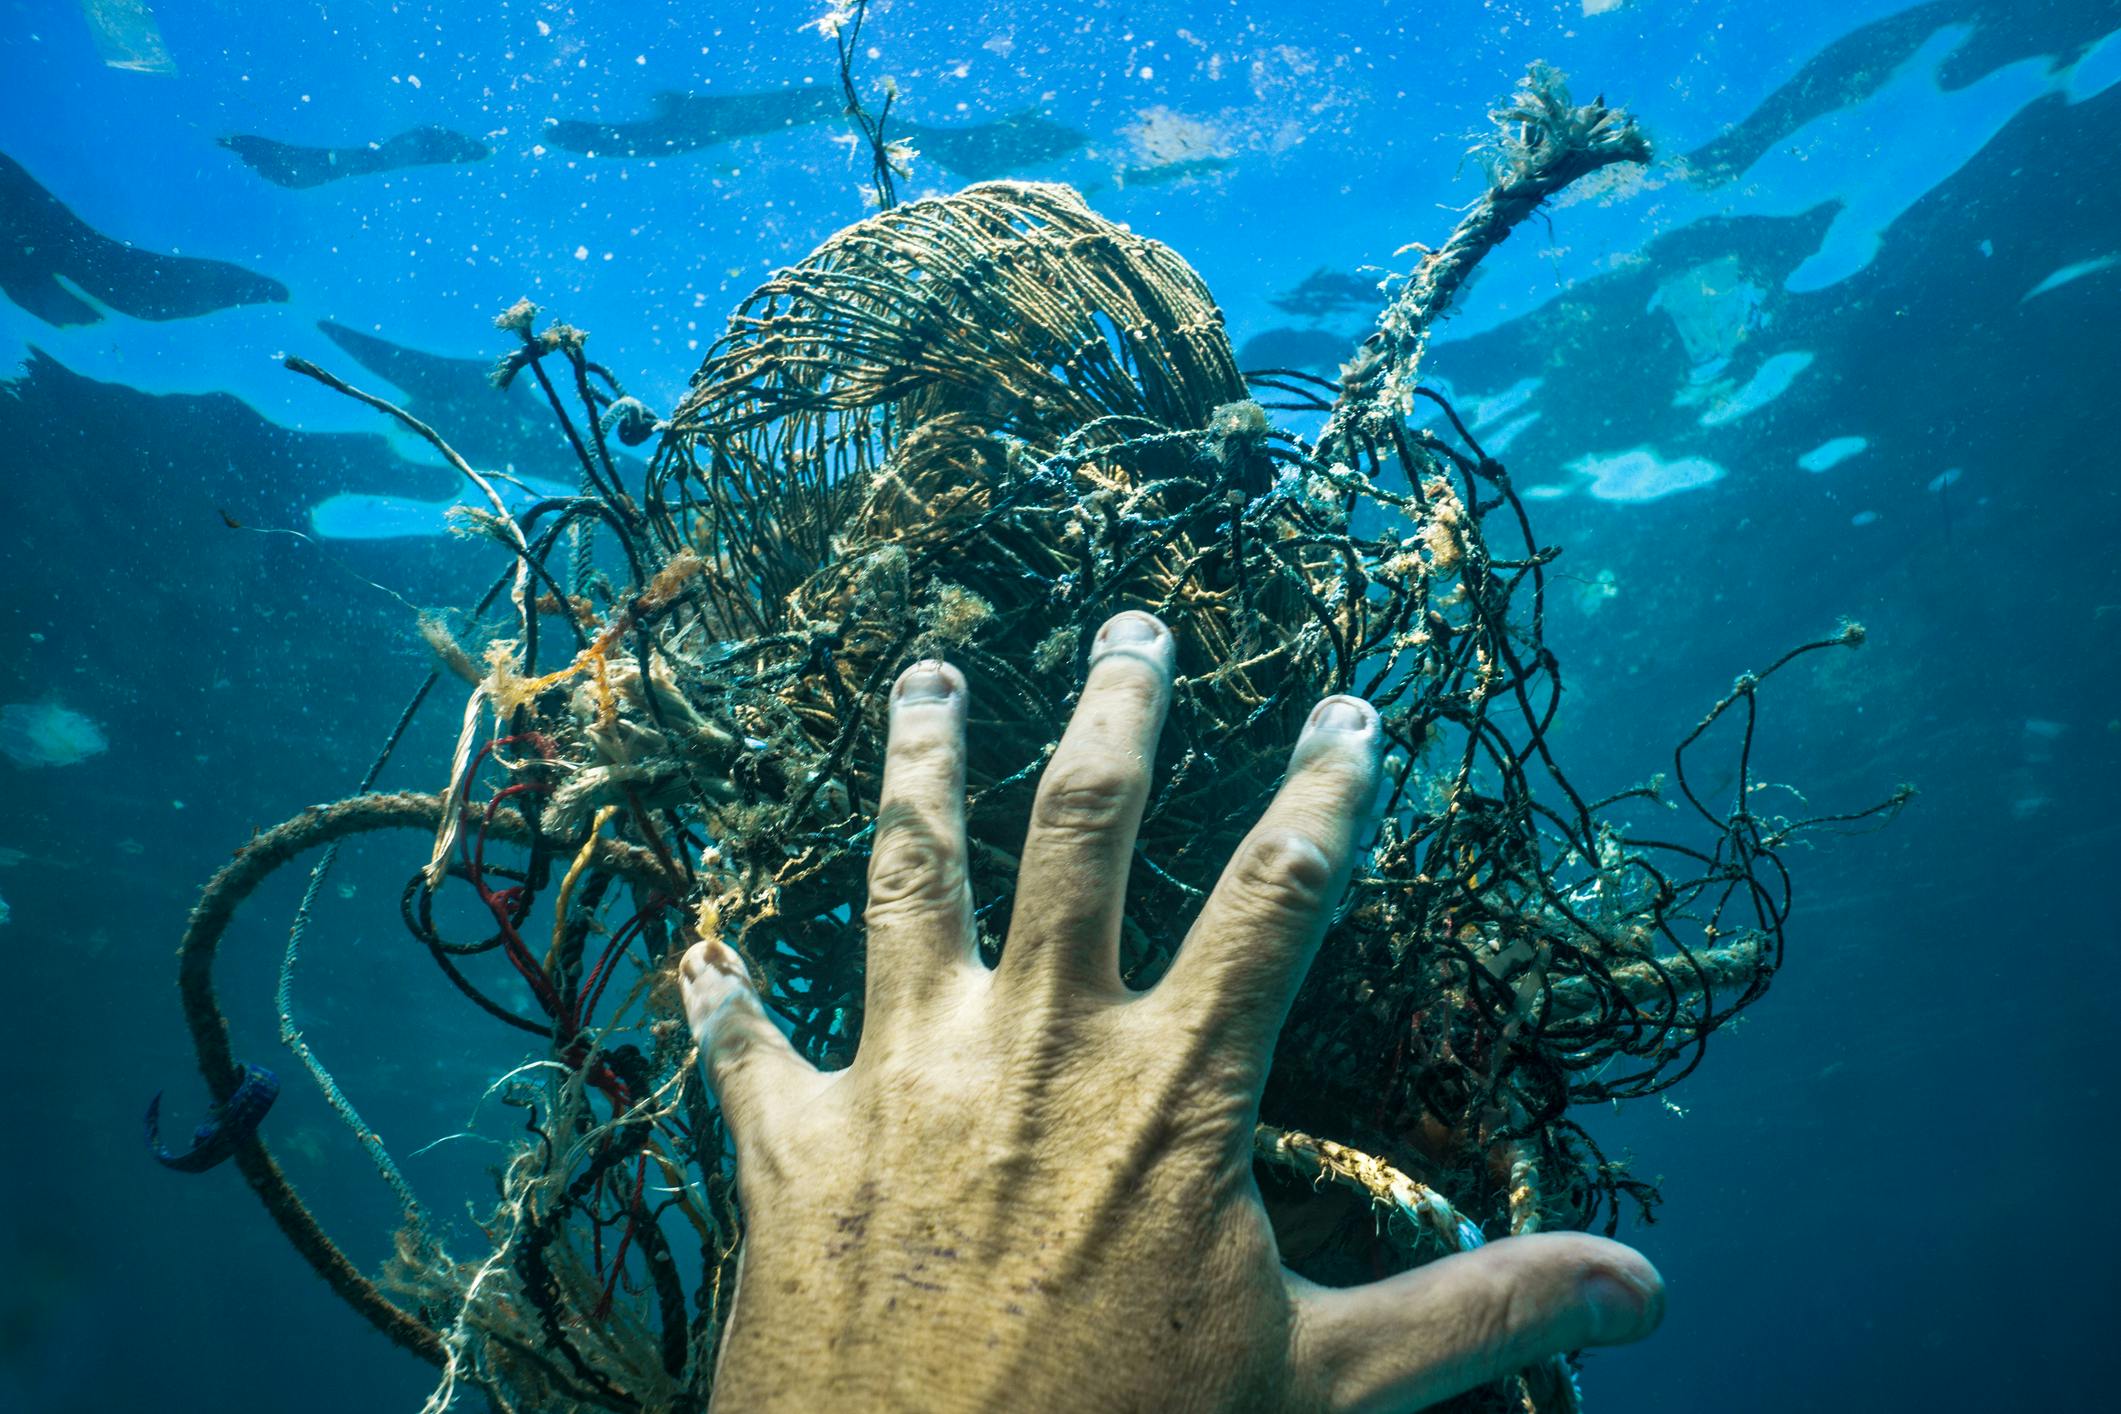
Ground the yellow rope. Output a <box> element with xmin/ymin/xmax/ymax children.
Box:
<box><xmin>547</xmin><ymin>804</ymin><xmax>621</xmax><ymax>972</ymax></box>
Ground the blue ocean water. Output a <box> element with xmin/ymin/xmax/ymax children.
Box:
<box><xmin>2</xmin><ymin>0</ymin><xmax>2117</xmax><ymax>1409</ymax></box>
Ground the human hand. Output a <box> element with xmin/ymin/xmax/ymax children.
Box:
<box><xmin>681</xmin><ymin>610</ymin><xmax>1663</xmax><ymax>1412</ymax></box>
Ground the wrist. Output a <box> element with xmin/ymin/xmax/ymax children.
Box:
<box><xmin>710</xmin><ymin>1267</ymin><xmax>1074</xmax><ymax>1413</ymax></box>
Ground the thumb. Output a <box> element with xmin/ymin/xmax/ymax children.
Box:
<box><xmin>1290</xmin><ymin>1232</ymin><xmax>1665</xmax><ymax>1413</ymax></box>
<box><xmin>680</xmin><ymin>938</ymin><xmax>815</xmax><ymax>1146</ymax></box>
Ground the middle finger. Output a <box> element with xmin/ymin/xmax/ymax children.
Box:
<box><xmin>999</xmin><ymin>611</ymin><xmax>1175</xmax><ymax>999</ymax></box>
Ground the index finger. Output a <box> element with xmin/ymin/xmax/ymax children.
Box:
<box><xmin>861</xmin><ymin>659</ymin><xmax>978</xmax><ymax>1035</ymax></box>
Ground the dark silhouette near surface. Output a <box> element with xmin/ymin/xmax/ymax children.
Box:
<box><xmin>218</xmin><ymin>126</ymin><xmax>491</xmax><ymax>188</ymax></box>
<box><xmin>0</xmin><ymin>152</ymin><xmax>288</xmax><ymax>327</ymax></box>
<box><xmin>315</xmin><ymin>320</ymin><xmax>576</xmax><ymax>476</ymax></box>
<box><xmin>546</xmin><ymin>88</ymin><xmax>839</xmax><ymax>156</ymax></box>
<box><xmin>546</xmin><ymin>88</ymin><xmax>1086</xmax><ymax>177</ymax></box>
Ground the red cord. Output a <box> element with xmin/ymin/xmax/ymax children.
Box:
<box><xmin>591</xmin><ymin>1154</ymin><xmax>652</xmax><ymax>1319</ymax></box>
<box><xmin>452</xmin><ymin>734</ymin><xmax>565</xmax><ymax>1022</ymax></box>
<box><xmin>573</xmin><ymin>899</ymin><xmax>669</xmax><ymax>1032</ymax></box>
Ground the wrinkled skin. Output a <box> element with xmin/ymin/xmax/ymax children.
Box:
<box><xmin>682</xmin><ymin>611</ymin><xmax>1664</xmax><ymax>1412</ymax></box>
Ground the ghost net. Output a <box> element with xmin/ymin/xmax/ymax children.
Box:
<box><xmin>167</xmin><ymin>67</ymin><xmax>1903</xmax><ymax>1414</ymax></box>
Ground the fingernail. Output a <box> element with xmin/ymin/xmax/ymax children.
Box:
<box><xmin>1305</xmin><ymin>695</ymin><xmax>1376</xmax><ymax>735</ymax></box>
<box><xmin>1094</xmin><ymin>611</ymin><xmax>1164</xmax><ymax>650</ymax></box>
<box><xmin>897</xmin><ymin>659</ymin><xmax>957</xmax><ymax>704</ymax></box>
<box><xmin>1580</xmin><ymin>1270</ymin><xmax>1661</xmax><ymax>1343</ymax></box>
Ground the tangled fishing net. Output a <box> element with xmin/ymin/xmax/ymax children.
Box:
<box><xmin>166</xmin><ymin>65</ymin><xmax>1904</xmax><ymax>1414</ymax></box>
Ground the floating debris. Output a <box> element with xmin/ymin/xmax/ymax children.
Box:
<box><xmin>0</xmin><ymin>702</ymin><xmax>109</xmax><ymax>769</ymax></box>
<box><xmin>79</xmin><ymin>0</ymin><xmax>176</xmax><ymax>75</ymax></box>
<box><xmin>1649</xmin><ymin>255</ymin><xmax>1766</xmax><ymax>382</ymax></box>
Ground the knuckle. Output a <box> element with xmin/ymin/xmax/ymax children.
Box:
<box><xmin>885</xmin><ymin>729</ymin><xmax>961</xmax><ymax>784</ymax></box>
<box><xmin>891</xmin><ymin>721</ymin><xmax>957</xmax><ymax>765</ymax></box>
<box><xmin>1294</xmin><ymin>751</ymin><xmax>1378</xmax><ymax>809</ymax></box>
<box><xmin>865</xmin><ymin>822</ymin><xmax>966</xmax><ymax>915</ymax></box>
<box><xmin>701</xmin><ymin>1018</ymin><xmax>767</xmax><ymax>1098</ymax></box>
<box><xmin>1381</xmin><ymin>1260</ymin><xmax>1524</xmax><ymax>1377</ymax></box>
<box><xmin>1030</xmin><ymin>758</ymin><xmax>1142</xmax><ymax>837</ymax></box>
<box><xmin>1085</xmin><ymin>651</ymin><xmax>1168</xmax><ymax>711</ymax></box>
<box><xmin>1227</xmin><ymin>828</ymin><xmax>1339</xmax><ymax>921</ymax></box>
<box><xmin>1456</xmin><ymin>1268</ymin><xmax>1528</xmax><ymax>1358</ymax></box>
